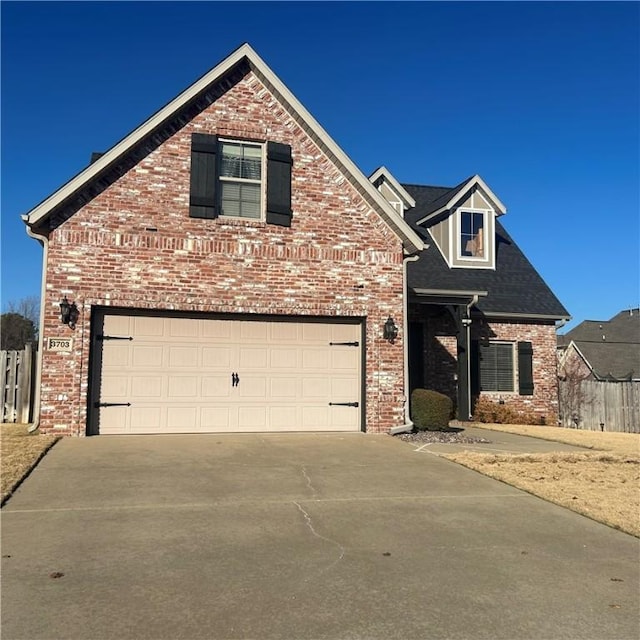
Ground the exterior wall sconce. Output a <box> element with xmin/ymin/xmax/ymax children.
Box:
<box><xmin>383</xmin><ymin>316</ymin><xmax>399</xmax><ymax>343</ymax></box>
<box><xmin>60</xmin><ymin>296</ymin><xmax>80</xmax><ymax>329</ymax></box>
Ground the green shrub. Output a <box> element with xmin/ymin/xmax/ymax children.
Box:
<box><xmin>411</xmin><ymin>389</ymin><xmax>453</xmax><ymax>431</ymax></box>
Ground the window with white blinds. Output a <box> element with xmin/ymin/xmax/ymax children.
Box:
<box><xmin>479</xmin><ymin>342</ymin><xmax>515</xmax><ymax>392</ymax></box>
<box><xmin>220</xmin><ymin>141</ymin><xmax>263</xmax><ymax>218</ymax></box>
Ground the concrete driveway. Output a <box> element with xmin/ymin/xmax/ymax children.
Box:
<box><xmin>2</xmin><ymin>433</ymin><xmax>638</xmax><ymax>640</ymax></box>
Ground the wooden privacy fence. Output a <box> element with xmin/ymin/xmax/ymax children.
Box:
<box><xmin>559</xmin><ymin>379</ymin><xmax>640</xmax><ymax>433</ymax></box>
<box><xmin>1</xmin><ymin>344</ymin><xmax>35</xmax><ymax>424</ymax></box>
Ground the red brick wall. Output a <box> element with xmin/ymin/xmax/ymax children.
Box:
<box><xmin>38</xmin><ymin>70</ymin><xmax>407</xmax><ymax>435</ymax></box>
<box><xmin>409</xmin><ymin>308</ymin><xmax>560</xmax><ymax>422</ymax></box>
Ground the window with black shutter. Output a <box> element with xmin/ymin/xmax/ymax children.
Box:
<box><xmin>478</xmin><ymin>342</ymin><xmax>515</xmax><ymax>392</ymax></box>
<box><xmin>189</xmin><ymin>135</ymin><xmax>292</xmax><ymax>227</ymax></box>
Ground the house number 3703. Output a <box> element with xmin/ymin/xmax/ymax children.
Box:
<box><xmin>48</xmin><ymin>337</ymin><xmax>73</xmax><ymax>351</ymax></box>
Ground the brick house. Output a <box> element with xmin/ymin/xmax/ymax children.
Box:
<box><xmin>22</xmin><ymin>44</ymin><xmax>569</xmax><ymax>436</ymax></box>
<box><xmin>370</xmin><ymin>171</ymin><xmax>570</xmax><ymax>424</ymax></box>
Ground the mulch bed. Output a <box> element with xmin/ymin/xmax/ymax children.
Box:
<box><xmin>395</xmin><ymin>429</ymin><xmax>492</xmax><ymax>445</ymax></box>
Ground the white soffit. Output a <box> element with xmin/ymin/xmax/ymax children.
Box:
<box><xmin>23</xmin><ymin>44</ymin><xmax>423</xmax><ymax>254</ymax></box>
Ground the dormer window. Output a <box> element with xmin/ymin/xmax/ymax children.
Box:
<box><xmin>460</xmin><ymin>211</ymin><xmax>485</xmax><ymax>258</ymax></box>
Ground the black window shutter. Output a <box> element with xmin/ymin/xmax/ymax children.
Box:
<box><xmin>266</xmin><ymin>142</ymin><xmax>292</xmax><ymax>227</ymax></box>
<box><xmin>518</xmin><ymin>341</ymin><xmax>534</xmax><ymax>395</ymax></box>
<box><xmin>190</xmin><ymin>133</ymin><xmax>218</xmax><ymax>219</ymax></box>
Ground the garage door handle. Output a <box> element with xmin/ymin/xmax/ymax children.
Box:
<box><xmin>329</xmin><ymin>341</ymin><xmax>359</xmax><ymax>347</ymax></box>
<box><xmin>94</xmin><ymin>402</ymin><xmax>131</xmax><ymax>408</ymax></box>
<box><xmin>329</xmin><ymin>402</ymin><xmax>359</xmax><ymax>408</ymax></box>
<box><xmin>232</xmin><ymin>373</ymin><xmax>240</xmax><ymax>387</ymax></box>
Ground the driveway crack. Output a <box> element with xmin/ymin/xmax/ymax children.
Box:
<box><xmin>292</xmin><ymin>500</ymin><xmax>345</xmax><ymax>576</ymax></box>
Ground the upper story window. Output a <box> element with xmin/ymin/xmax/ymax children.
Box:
<box><xmin>219</xmin><ymin>141</ymin><xmax>263</xmax><ymax>219</ymax></box>
<box><xmin>189</xmin><ymin>133</ymin><xmax>293</xmax><ymax>227</ymax></box>
<box><xmin>460</xmin><ymin>210</ymin><xmax>485</xmax><ymax>258</ymax></box>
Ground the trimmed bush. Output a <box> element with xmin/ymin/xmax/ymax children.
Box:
<box><xmin>471</xmin><ymin>397</ymin><xmax>553</xmax><ymax>426</ymax></box>
<box><xmin>411</xmin><ymin>389</ymin><xmax>453</xmax><ymax>431</ymax></box>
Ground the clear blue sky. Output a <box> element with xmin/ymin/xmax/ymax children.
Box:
<box><xmin>2</xmin><ymin>1</ymin><xmax>638</xmax><ymax>331</ymax></box>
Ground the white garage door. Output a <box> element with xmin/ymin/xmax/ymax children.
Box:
<box><xmin>93</xmin><ymin>313</ymin><xmax>362</xmax><ymax>434</ymax></box>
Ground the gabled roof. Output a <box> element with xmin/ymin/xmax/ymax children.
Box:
<box><xmin>559</xmin><ymin>309</ymin><xmax>640</xmax><ymax>380</ymax></box>
<box><xmin>368</xmin><ymin>166</ymin><xmax>416</xmax><ymax>209</ymax></box>
<box><xmin>22</xmin><ymin>43</ymin><xmax>423</xmax><ymax>254</ymax></box>
<box><xmin>413</xmin><ymin>174</ymin><xmax>506</xmax><ymax>225</ymax></box>
<box><xmin>566</xmin><ymin>340</ymin><xmax>640</xmax><ymax>381</ymax></box>
<box><xmin>404</xmin><ymin>182</ymin><xmax>570</xmax><ymax>319</ymax></box>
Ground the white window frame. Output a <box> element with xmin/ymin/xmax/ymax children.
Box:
<box><xmin>219</xmin><ymin>138</ymin><xmax>265</xmax><ymax>220</ymax></box>
<box><xmin>479</xmin><ymin>341</ymin><xmax>516</xmax><ymax>393</ymax></box>
<box><xmin>457</xmin><ymin>208</ymin><xmax>489</xmax><ymax>261</ymax></box>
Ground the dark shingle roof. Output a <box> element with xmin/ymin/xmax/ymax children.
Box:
<box><xmin>403</xmin><ymin>183</ymin><xmax>570</xmax><ymax>319</ymax></box>
<box><xmin>572</xmin><ymin>340</ymin><xmax>640</xmax><ymax>381</ymax></box>
<box><xmin>560</xmin><ymin>309</ymin><xmax>640</xmax><ymax>380</ymax></box>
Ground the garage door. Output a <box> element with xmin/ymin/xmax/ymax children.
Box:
<box><xmin>92</xmin><ymin>313</ymin><xmax>362</xmax><ymax>434</ymax></box>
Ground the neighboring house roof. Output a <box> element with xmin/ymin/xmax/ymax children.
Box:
<box><xmin>404</xmin><ymin>183</ymin><xmax>570</xmax><ymax>319</ymax></box>
<box><xmin>559</xmin><ymin>309</ymin><xmax>640</xmax><ymax>380</ymax></box>
<box><xmin>22</xmin><ymin>43</ymin><xmax>423</xmax><ymax>254</ymax></box>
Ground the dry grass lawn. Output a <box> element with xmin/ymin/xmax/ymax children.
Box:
<box><xmin>446</xmin><ymin>424</ymin><xmax>640</xmax><ymax>537</ymax></box>
<box><xmin>1</xmin><ymin>423</ymin><xmax>60</xmax><ymax>505</ymax></box>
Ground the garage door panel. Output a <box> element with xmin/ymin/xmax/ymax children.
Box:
<box><xmin>169</xmin><ymin>318</ymin><xmax>200</xmax><ymax>338</ymax></box>
<box><xmin>96</xmin><ymin>314</ymin><xmax>361</xmax><ymax>434</ymax></box>
<box><xmin>331</xmin><ymin>350</ymin><xmax>359</xmax><ymax>369</ymax></box>
<box><xmin>239</xmin><ymin>407</ymin><xmax>267</xmax><ymax>429</ymax></box>
<box><xmin>202</xmin><ymin>376</ymin><xmax>232</xmax><ymax>398</ymax></box>
<box><xmin>100</xmin><ymin>405</ymin><xmax>129</xmax><ymax>432</ymax></box>
<box><xmin>133</xmin><ymin>316</ymin><xmax>164</xmax><ymax>337</ymax></box>
<box><xmin>239</xmin><ymin>347</ymin><xmax>267</xmax><ymax>368</ymax></box>
<box><xmin>238</xmin><ymin>377</ymin><xmax>267</xmax><ymax>398</ymax></box>
<box><xmin>132</xmin><ymin>346</ymin><xmax>163</xmax><ymax>367</ymax></box>
<box><xmin>103</xmin><ymin>344</ymin><xmax>130</xmax><ymax>367</ymax></box>
<box><xmin>131</xmin><ymin>376</ymin><xmax>163</xmax><ymax>398</ymax></box>
<box><xmin>167</xmin><ymin>407</ymin><xmax>197</xmax><ymax>431</ymax></box>
<box><xmin>302</xmin><ymin>349</ymin><xmax>329</xmax><ymax>369</ymax></box>
<box><xmin>168</xmin><ymin>376</ymin><xmax>198</xmax><ymax>398</ymax></box>
<box><xmin>270</xmin><ymin>348</ymin><xmax>298</xmax><ymax>369</ymax></box>
<box><xmin>240</xmin><ymin>322</ymin><xmax>268</xmax><ymax>341</ymax></box>
<box><xmin>202</xmin><ymin>347</ymin><xmax>232</xmax><ymax>369</ymax></box>
<box><xmin>169</xmin><ymin>346</ymin><xmax>199</xmax><ymax>367</ymax></box>
<box><xmin>130</xmin><ymin>406</ymin><xmax>162</xmax><ymax>430</ymax></box>
<box><xmin>105</xmin><ymin>315</ymin><xmax>132</xmax><ymax>335</ymax></box>
<box><xmin>302</xmin><ymin>377</ymin><xmax>330</xmax><ymax>398</ymax></box>
<box><xmin>269</xmin><ymin>378</ymin><xmax>297</xmax><ymax>398</ymax></box>
<box><xmin>302</xmin><ymin>323</ymin><xmax>330</xmax><ymax>343</ymax></box>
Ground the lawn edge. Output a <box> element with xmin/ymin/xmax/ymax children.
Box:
<box><xmin>442</xmin><ymin>453</ymin><xmax>639</xmax><ymax>539</ymax></box>
<box><xmin>0</xmin><ymin>437</ymin><xmax>61</xmax><ymax>507</ymax></box>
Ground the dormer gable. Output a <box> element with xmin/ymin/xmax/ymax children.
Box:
<box><xmin>416</xmin><ymin>175</ymin><xmax>506</xmax><ymax>270</ymax></box>
<box><xmin>369</xmin><ymin>166</ymin><xmax>416</xmax><ymax>216</ymax></box>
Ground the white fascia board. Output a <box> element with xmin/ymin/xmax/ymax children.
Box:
<box><xmin>25</xmin><ymin>43</ymin><xmax>254</xmax><ymax>226</ymax></box>
<box><xmin>368</xmin><ymin>166</ymin><xmax>416</xmax><ymax>209</ymax></box>
<box><xmin>249</xmin><ymin>55</ymin><xmax>423</xmax><ymax>253</ymax></box>
<box><xmin>415</xmin><ymin>174</ymin><xmax>507</xmax><ymax>226</ymax></box>
<box><xmin>24</xmin><ymin>43</ymin><xmax>424</xmax><ymax>253</ymax></box>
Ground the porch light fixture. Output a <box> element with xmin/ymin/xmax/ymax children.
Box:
<box><xmin>383</xmin><ymin>316</ymin><xmax>399</xmax><ymax>343</ymax></box>
<box><xmin>59</xmin><ymin>296</ymin><xmax>79</xmax><ymax>329</ymax></box>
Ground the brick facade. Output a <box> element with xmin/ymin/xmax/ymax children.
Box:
<box><xmin>409</xmin><ymin>307</ymin><xmax>560</xmax><ymax>422</ymax></box>
<box><xmin>38</xmin><ymin>70</ymin><xmax>407</xmax><ymax>435</ymax></box>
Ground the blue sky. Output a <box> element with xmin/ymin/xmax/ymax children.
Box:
<box><xmin>1</xmin><ymin>1</ymin><xmax>638</xmax><ymax>331</ymax></box>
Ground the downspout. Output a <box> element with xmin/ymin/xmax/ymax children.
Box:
<box><xmin>24</xmin><ymin>221</ymin><xmax>49</xmax><ymax>433</ymax></box>
<box><xmin>389</xmin><ymin>254</ymin><xmax>420</xmax><ymax>435</ymax></box>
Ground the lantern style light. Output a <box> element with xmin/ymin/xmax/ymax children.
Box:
<box><xmin>60</xmin><ymin>296</ymin><xmax>80</xmax><ymax>329</ymax></box>
<box><xmin>383</xmin><ymin>316</ymin><xmax>399</xmax><ymax>343</ymax></box>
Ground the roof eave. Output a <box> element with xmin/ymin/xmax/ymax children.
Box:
<box><xmin>23</xmin><ymin>43</ymin><xmax>424</xmax><ymax>253</ymax></box>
